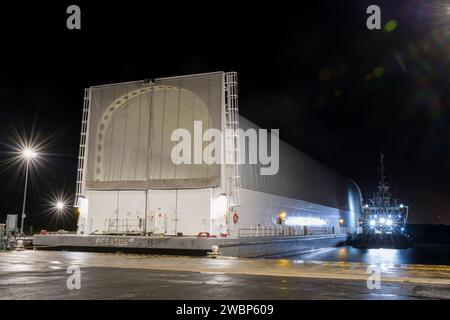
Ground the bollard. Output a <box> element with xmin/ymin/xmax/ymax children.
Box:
<box><xmin>15</xmin><ymin>239</ymin><xmax>25</xmax><ymax>251</ymax></box>
<box><xmin>207</xmin><ymin>245</ymin><xmax>221</xmax><ymax>258</ymax></box>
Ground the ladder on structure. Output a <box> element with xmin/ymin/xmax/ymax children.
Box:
<box><xmin>224</xmin><ymin>72</ymin><xmax>241</xmax><ymax>207</ymax></box>
<box><xmin>75</xmin><ymin>88</ymin><xmax>90</xmax><ymax>207</ymax></box>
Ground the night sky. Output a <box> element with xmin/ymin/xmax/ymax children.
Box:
<box><xmin>0</xmin><ymin>0</ymin><xmax>449</xmax><ymax>231</ymax></box>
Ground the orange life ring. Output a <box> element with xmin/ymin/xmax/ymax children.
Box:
<box><xmin>232</xmin><ymin>212</ymin><xmax>239</xmax><ymax>224</ymax></box>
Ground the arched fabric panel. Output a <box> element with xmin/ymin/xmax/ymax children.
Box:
<box><xmin>85</xmin><ymin>72</ymin><xmax>223</xmax><ymax>189</ymax></box>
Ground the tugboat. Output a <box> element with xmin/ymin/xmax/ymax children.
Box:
<box><xmin>352</xmin><ymin>154</ymin><xmax>412</xmax><ymax>249</ymax></box>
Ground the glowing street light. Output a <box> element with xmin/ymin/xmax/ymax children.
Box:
<box><xmin>20</xmin><ymin>147</ymin><xmax>38</xmax><ymax>236</ymax></box>
<box><xmin>49</xmin><ymin>196</ymin><xmax>72</xmax><ymax>230</ymax></box>
<box><xmin>56</xmin><ymin>201</ymin><xmax>65</xmax><ymax>211</ymax></box>
<box><xmin>23</xmin><ymin>148</ymin><xmax>37</xmax><ymax>159</ymax></box>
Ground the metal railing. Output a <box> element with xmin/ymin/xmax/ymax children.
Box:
<box><xmin>103</xmin><ymin>219</ymin><xmax>145</xmax><ymax>234</ymax></box>
<box><xmin>103</xmin><ymin>217</ymin><xmax>167</xmax><ymax>235</ymax></box>
<box><xmin>237</xmin><ymin>225</ymin><xmax>354</xmax><ymax>237</ymax></box>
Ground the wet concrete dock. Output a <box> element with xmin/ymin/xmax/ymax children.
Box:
<box><xmin>1</xmin><ymin>250</ymin><xmax>450</xmax><ymax>299</ymax></box>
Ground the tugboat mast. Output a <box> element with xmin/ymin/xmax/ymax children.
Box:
<box><xmin>376</xmin><ymin>153</ymin><xmax>391</xmax><ymax>208</ymax></box>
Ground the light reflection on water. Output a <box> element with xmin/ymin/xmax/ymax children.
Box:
<box><xmin>366</xmin><ymin>248</ymin><xmax>400</xmax><ymax>265</ymax></box>
<box><xmin>282</xmin><ymin>246</ymin><xmax>450</xmax><ymax>265</ymax></box>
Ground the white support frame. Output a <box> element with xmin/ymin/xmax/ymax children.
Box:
<box><xmin>74</xmin><ymin>88</ymin><xmax>91</xmax><ymax>207</ymax></box>
<box><xmin>224</xmin><ymin>72</ymin><xmax>241</xmax><ymax>208</ymax></box>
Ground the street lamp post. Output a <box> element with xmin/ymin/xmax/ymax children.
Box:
<box><xmin>20</xmin><ymin>148</ymin><xmax>36</xmax><ymax>236</ymax></box>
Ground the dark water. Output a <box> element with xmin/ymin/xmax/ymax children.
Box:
<box><xmin>285</xmin><ymin>246</ymin><xmax>450</xmax><ymax>265</ymax></box>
